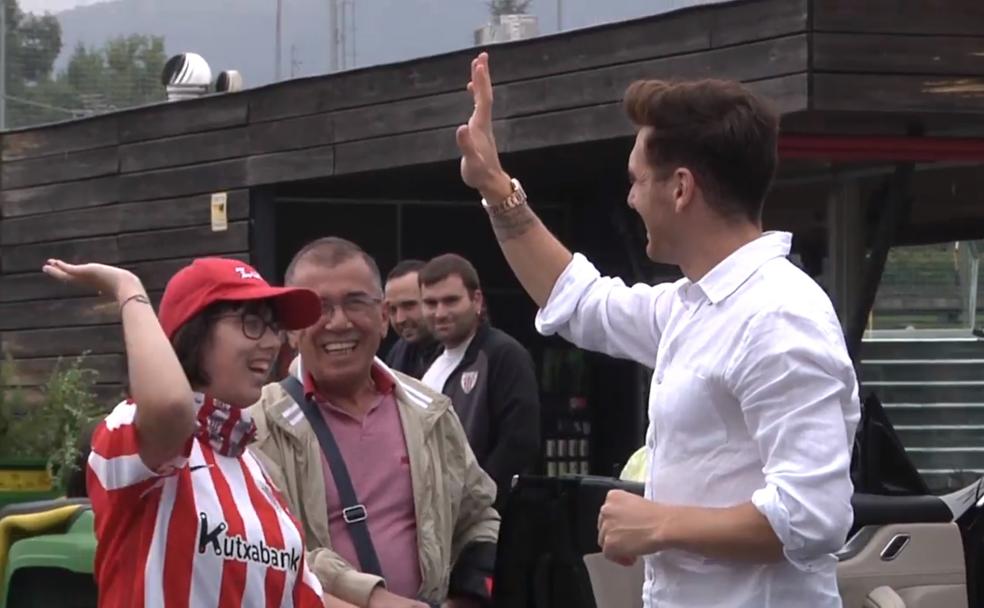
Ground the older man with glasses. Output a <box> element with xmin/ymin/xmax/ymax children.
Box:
<box><xmin>248</xmin><ymin>237</ymin><xmax>499</xmax><ymax>608</ymax></box>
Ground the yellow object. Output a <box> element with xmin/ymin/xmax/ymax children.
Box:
<box><xmin>0</xmin><ymin>469</ymin><xmax>52</xmax><ymax>492</ymax></box>
<box><xmin>211</xmin><ymin>192</ymin><xmax>229</xmax><ymax>231</ymax></box>
<box><xmin>619</xmin><ymin>446</ymin><xmax>649</xmax><ymax>482</ymax></box>
<box><xmin>0</xmin><ymin>504</ymin><xmax>81</xmax><ymax>588</ymax></box>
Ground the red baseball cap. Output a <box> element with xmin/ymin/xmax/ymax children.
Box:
<box><xmin>159</xmin><ymin>258</ymin><xmax>322</xmax><ymax>339</ymax></box>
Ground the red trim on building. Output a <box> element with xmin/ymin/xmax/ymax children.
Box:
<box><xmin>779</xmin><ymin>134</ymin><xmax>984</xmax><ymax>162</ymax></box>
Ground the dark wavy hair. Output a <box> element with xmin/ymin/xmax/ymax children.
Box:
<box><xmin>623</xmin><ymin>78</ymin><xmax>779</xmax><ymax>222</ymax></box>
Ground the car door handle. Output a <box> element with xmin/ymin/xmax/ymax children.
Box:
<box><xmin>880</xmin><ymin>534</ymin><xmax>910</xmax><ymax>561</ymax></box>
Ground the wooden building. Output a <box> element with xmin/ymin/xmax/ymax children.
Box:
<box><xmin>1</xmin><ymin>0</ymin><xmax>983</xmax><ymax>475</ymax></box>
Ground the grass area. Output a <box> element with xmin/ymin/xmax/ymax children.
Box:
<box><xmin>880</xmin><ymin>243</ymin><xmax>959</xmax><ymax>286</ymax></box>
<box><xmin>871</xmin><ymin>242</ymin><xmax>982</xmax><ymax>330</ymax></box>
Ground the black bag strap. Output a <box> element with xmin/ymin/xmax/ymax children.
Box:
<box><xmin>280</xmin><ymin>375</ymin><xmax>384</xmax><ymax>577</ymax></box>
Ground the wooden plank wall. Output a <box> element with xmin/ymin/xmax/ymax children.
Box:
<box><xmin>811</xmin><ymin>0</ymin><xmax>984</xmax><ymax>129</ymax></box>
<box><xmin>245</xmin><ymin>0</ymin><xmax>810</xmax><ymax>177</ymax></box>
<box><xmin>0</xmin><ymin>0</ymin><xmax>812</xmax><ymax>400</ymax></box>
<box><xmin>0</xmin><ymin>104</ymin><xmax>252</xmax><ymax>403</ymax></box>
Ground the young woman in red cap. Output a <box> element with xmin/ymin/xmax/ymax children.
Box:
<box><xmin>43</xmin><ymin>257</ymin><xmax>357</xmax><ymax>608</ymax></box>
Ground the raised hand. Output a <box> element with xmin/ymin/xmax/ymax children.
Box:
<box><xmin>42</xmin><ymin>259</ymin><xmax>144</xmax><ymax>300</ymax></box>
<box><xmin>456</xmin><ymin>52</ymin><xmax>513</xmax><ymax>201</ymax></box>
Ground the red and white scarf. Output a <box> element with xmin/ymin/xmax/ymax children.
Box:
<box><xmin>193</xmin><ymin>393</ymin><xmax>256</xmax><ymax>457</ymax></box>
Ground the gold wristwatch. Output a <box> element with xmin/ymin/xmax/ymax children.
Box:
<box><xmin>481</xmin><ymin>178</ymin><xmax>527</xmax><ymax>215</ymax></box>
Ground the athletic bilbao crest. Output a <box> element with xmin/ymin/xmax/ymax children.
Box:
<box><xmin>461</xmin><ymin>371</ymin><xmax>479</xmax><ymax>394</ymax></box>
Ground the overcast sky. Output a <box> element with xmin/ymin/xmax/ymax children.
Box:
<box><xmin>20</xmin><ymin>0</ymin><xmax>105</xmax><ymax>14</ymax></box>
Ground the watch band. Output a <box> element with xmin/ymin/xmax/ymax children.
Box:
<box><xmin>481</xmin><ymin>178</ymin><xmax>527</xmax><ymax>215</ymax></box>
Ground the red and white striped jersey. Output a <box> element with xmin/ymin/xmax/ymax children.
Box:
<box><xmin>87</xmin><ymin>400</ymin><xmax>325</xmax><ymax>608</ymax></box>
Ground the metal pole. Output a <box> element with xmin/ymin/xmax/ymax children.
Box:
<box><xmin>556</xmin><ymin>0</ymin><xmax>563</xmax><ymax>32</ymax></box>
<box><xmin>826</xmin><ymin>177</ymin><xmax>862</xmax><ymax>331</ymax></box>
<box><xmin>329</xmin><ymin>0</ymin><xmax>338</xmax><ymax>72</ymax></box>
<box><xmin>847</xmin><ymin>164</ymin><xmax>914</xmax><ymax>362</ymax></box>
<box><xmin>339</xmin><ymin>0</ymin><xmax>346</xmax><ymax>70</ymax></box>
<box><xmin>275</xmin><ymin>0</ymin><xmax>283</xmax><ymax>81</ymax></box>
<box><xmin>970</xmin><ymin>254</ymin><xmax>980</xmax><ymax>331</ymax></box>
<box><xmin>1</xmin><ymin>0</ymin><xmax>7</xmax><ymax>130</ymax></box>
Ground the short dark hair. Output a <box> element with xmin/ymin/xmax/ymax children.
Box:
<box><xmin>419</xmin><ymin>253</ymin><xmax>481</xmax><ymax>294</ymax></box>
<box><xmin>284</xmin><ymin>236</ymin><xmax>382</xmax><ymax>293</ymax></box>
<box><xmin>386</xmin><ymin>259</ymin><xmax>426</xmax><ymax>283</ymax></box>
<box><xmin>623</xmin><ymin>78</ymin><xmax>779</xmax><ymax>222</ymax></box>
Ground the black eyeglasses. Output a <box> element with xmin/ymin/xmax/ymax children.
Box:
<box><xmin>215</xmin><ymin>312</ymin><xmax>284</xmax><ymax>340</ymax></box>
<box><xmin>319</xmin><ymin>294</ymin><xmax>383</xmax><ymax>319</ymax></box>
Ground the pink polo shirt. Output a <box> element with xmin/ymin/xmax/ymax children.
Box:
<box><xmin>305</xmin><ymin>367</ymin><xmax>422</xmax><ymax>598</ymax></box>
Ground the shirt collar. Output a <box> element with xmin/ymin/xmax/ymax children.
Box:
<box><xmin>303</xmin><ymin>361</ymin><xmax>397</xmax><ymax>401</ymax></box>
<box><xmin>694</xmin><ymin>231</ymin><xmax>792</xmax><ymax>305</ymax></box>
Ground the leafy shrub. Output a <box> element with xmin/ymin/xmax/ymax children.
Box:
<box><xmin>0</xmin><ymin>353</ymin><xmax>108</xmax><ymax>491</ymax></box>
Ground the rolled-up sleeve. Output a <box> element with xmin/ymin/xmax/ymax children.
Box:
<box><xmin>534</xmin><ymin>253</ymin><xmax>670</xmax><ymax>365</ymax></box>
<box><xmin>726</xmin><ymin>309</ymin><xmax>860</xmax><ymax>571</ymax></box>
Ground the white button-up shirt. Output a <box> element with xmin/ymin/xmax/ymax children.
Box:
<box><xmin>535</xmin><ymin>231</ymin><xmax>860</xmax><ymax>607</ymax></box>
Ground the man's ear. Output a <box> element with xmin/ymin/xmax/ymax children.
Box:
<box><xmin>673</xmin><ymin>168</ymin><xmax>697</xmax><ymax>213</ymax></box>
<box><xmin>379</xmin><ymin>302</ymin><xmax>390</xmax><ymax>339</ymax></box>
<box><xmin>287</xmin><ymin>330</ymin><xmax>300</xmax><ymax>350</ymax></box>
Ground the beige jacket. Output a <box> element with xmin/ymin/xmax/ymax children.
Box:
<box><xmin>247</xmin><ymin>359</ymin><xmax>500</xmax><ymax>607</ymax></box>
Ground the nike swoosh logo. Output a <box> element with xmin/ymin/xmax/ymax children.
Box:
<box><xmin>190</xmin><ymin>464</ymin><xmax>212</xmax><ymax>472</ymax></box>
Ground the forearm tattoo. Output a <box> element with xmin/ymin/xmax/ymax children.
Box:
<box><xmin>490</xmin><ymin>203</ymin><xmax>539</xmax><ymax>243</ymax></box>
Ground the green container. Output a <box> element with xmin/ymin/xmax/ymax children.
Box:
<box><xmin>0</xmin><ymin>459</ymin><xmax>58</xmax><ymax>511</ymax></box>
<box><xmin>0</xmin><ymin>506</ymin><xmax>96</xmax><ymax>608</ymax></box>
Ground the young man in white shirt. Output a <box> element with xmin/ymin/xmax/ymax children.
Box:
<box><xmin>454</xmin><ymin>52</ymin><xmax>861</xmax><ymax>607</ymax></box>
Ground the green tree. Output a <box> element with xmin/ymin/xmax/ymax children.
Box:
<box><xmin>3</xmin><ymin>0</ymin><xmax>62</xmax><ymax>85</ymax></box>
<box><xmin>1</xmin><ymin>0</ymin><xmax>65</xmax><ymax>126</ymax></box>
<box><xmin>63</xmin><ymin>34</ymin><xmax>167</xmax><ymax>112</ymax></box>
<box><xmin>5</xmin><ymin>32</ymin><xmax>167</xmax><ymax>128</ymax></box>
<box><xmin>15</xmin><ymin>11</ymin><xmax>61</xmax><ymax>82</ymax></box>
<box><xmin>64</xmin><ymin>43</ymin><xmax>103</xmax><ymax>91</ymax></box>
